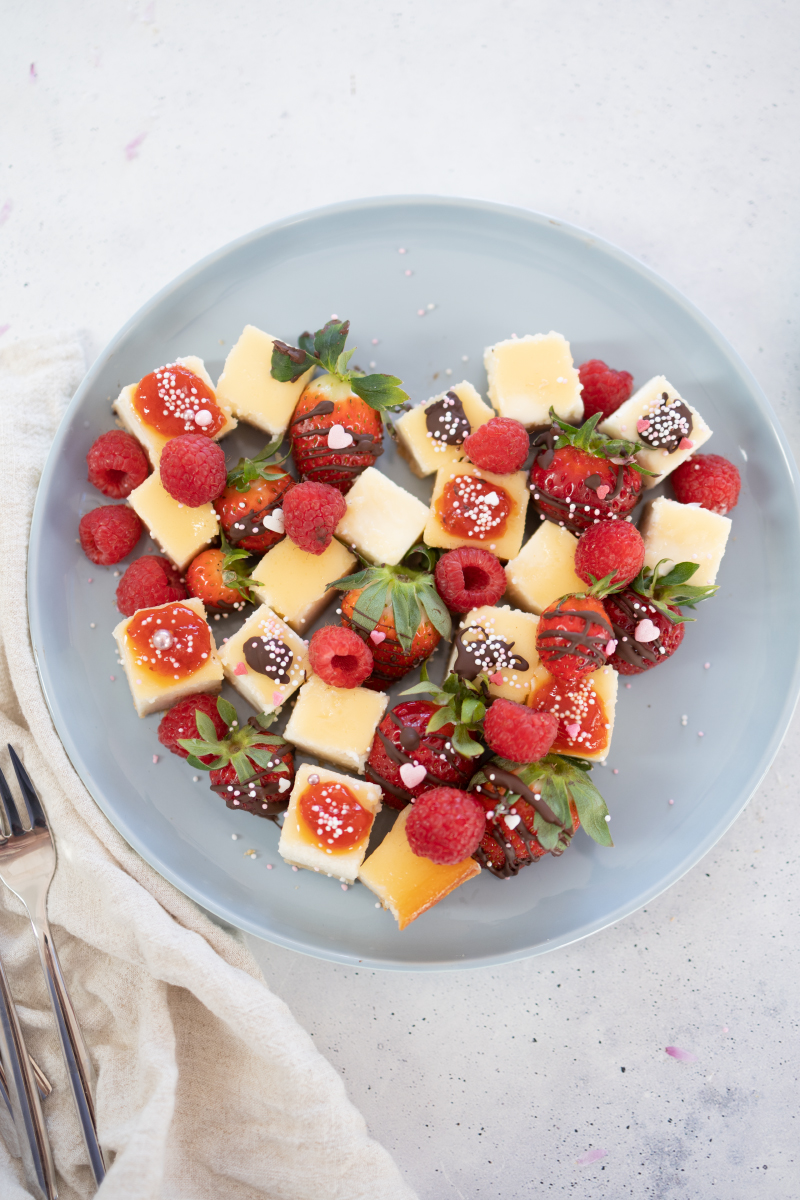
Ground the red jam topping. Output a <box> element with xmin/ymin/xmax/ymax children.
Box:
<box><xmin>133</xmin><ymin>364</ymin><xmax>226</xmax><ymax>438</ymax></box>
<box><xmin>528</xmin><ymin>675</ymin><xmax>608</xmax><ymax>756</ymax></box>
<box><xmin>297</xmin><ymin>780</ymin><xmax>372</xmax><ymax>853</ymax></box>
<box><xmin>436</xmin><ymin>475</ymin><xmax>511</xmax><ymax>541</ymax></box>
<box><xmin>126</xmin><ymin>604</ymin><xmax>211</xmax><ymax>680</ymax></box>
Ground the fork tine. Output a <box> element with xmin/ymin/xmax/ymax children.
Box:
<box><xmin>7</xmin><ymin>746</ymin><xmax>47</xmax><ymax>831</ymax></box>
<box><xmin>0</xmin><ymin>766</ymin><xmax>23</xmax><ymax>837</ymax></box>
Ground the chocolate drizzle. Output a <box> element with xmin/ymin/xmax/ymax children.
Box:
<box><xmin>242</xmin><ymin>636</ymin><xmax>293</xmax><ymax>683</ymax></box>
<box><xmin>424</xmin><ymin>391</ymin><xmax>471</xmax><ymax>445</ymax></box>
<box><xmin>365</xmin><ymin>764</ymin><xmax>413</xmax><ymax>804</ymax></box>
<box><xmin>453</xmin><ymin>627</ymin><xmax>529</xmax><ymax>682</ymax></box>
<box><xmin>606</xmin><ymin>592</ymin><xmax>662</xmax><ymax>668</ymax></box>
<box><xmin>291</xmin><ymin>399</ymin><xmax>335</xmax><ymax>425</ymax></box>
<box><xmin>530</xmin><ymin>425</ymin><xmax>559</xmax><ymax>469</ymax></box>
<box><xmin>473</xmin><ymin>781</ymin><xmax>572</xmax><ymax>879</ymax></box>
<box><xmin>227</xmin><ymin>495</ymin><xmax>285</xmax><ymax>545</ymax></box>
<box><xmin>480</xmin><ymin>767</ymin><xmax>562</xmax><ymax>826</ymax></box>
<box><xmin>390</xmin><ymin>710</ymin><xmax>421</xmax><ymax>753</ymax></box>
<box><xmin>210</xmin><ymin>766</ymin><xmax>290</xmax><ymax>824</ymax></box>
<box><xmin>374</xmin><ymin>728</ymin><xmax>452</xmax><ymax>788</ymax></box>
<box><xmin>638</xmin><ymin>393</ymin><xmax>693</xmax><ymax>453</ymax></box>
<box><xmin>537</xmin><ymin>599</ymin><xmax>613</xmax><ymax>670</ymax></box>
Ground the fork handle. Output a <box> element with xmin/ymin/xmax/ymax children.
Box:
<box><xmin>31</xmin><ymin>919</ymin><xmax>106</xmax><ymax>1187</ymax></box>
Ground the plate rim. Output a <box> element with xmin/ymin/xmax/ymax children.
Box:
<box><xmin>27</xmin><ymin>194</ymin><xmax>800</xmax><ymax>970</ymax></box>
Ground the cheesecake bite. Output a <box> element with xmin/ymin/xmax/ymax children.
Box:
<box><xmin>127</xmin><ymin>472</ymin><xmax>218</xmax><ymax>571</ymax></box>
<box><xmin>484</xmin><ymin>332</ymin><xmax>583</xmax><ymax>428</ymax></box>
<box><xmin>394</xmin><ymin>381</ymin><xmax>495</xmax><ymax>477</ymax></box>
<box><xmin>283</xmin><ymin>675</ymin><xmax>388</xmax><ymax>773</ymax></box>
<box><xmin>424</xmin><ymin>462</ymin><xmax>529</xmax><ymax>560</ymax></box>
<box><xmin>113</xmin><ymin>596</ymin><xmax>223</xmax><ymax>717</ymax></box>
<box><xmin>449</xmin><ymin>604</ymin><xmax>541</xmax><ymax>702</ymax></box>
<box><xmin>527</xmin><ymin>663</ymin><xmax>619</xmax><ymax>761</ymax></box>
<box><xmin>599</xmin><ymin>376</ymin><xmax>712</xmax><ymax>488</ymax></box>
<box><xmin>249</xmin><ymin>536</ymin><xmax>357</xmax><ymax>634</ymax></box>
<box><xmin>639</xmin><ymin>495</ymin><xmax>731</xmax><ymax>586</ymax></box>
<box><xmin>215</xmin><ymin>325</ymin><xmax>315</xmax><ymax>437</ymax></box>
<box><xmin>358</xmin><ymin>806</ymin><xmax>481</xmax><ymax>930</ymax></box>
<box><xmin>335</xmin><ymin>466</ymin><xmax>430</xmax><ymax>565</ymax></box>
<box><xmin>278</xmin><ymin>763</ymin><xmax>381</xmax><ymax>882</ymax></box>
<box><xmin>219</xmin><ymin>605</ymin><xmax>310</xmax><ymax>714</ymax></box>
<box><xmin>504</xmin><ymin>521</ymin><xmax>585</xmax><ymax>615</ymax></box>
<box><xmin>113</xmin><ymin>356</ymin><xmax>236</xmax><ymax>466</ymax></box>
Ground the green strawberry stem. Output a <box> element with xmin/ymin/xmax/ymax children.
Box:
<box><xmin>179</xmin><ymin>700</ymin><xmax>290</xmax><ymax>782</ymax></box>
<box><xmin>630</xmin><ymin>559</ymin><xmax>719</xmax><ymax>625</ymax></box>
<box><xmin>547</xmin><ymin>408</ymin><xmax>658</xmax><ymax>477</ymax></box>
<box><xmin>217</xmin><ymin>529</ymin><xmax>259</xmax><ymax>606</ymax></box>
<box><xmin>226</xmin><ymin>439</ymin><xmax>291</xmax><ymax>493</ymax></box>
<box><xmin>327</xmin><ymin>547</ymin><xmax>451</xmax><ymax>653</ymax></box>
<box><xmin>270</xmin><ymin>319</ymin><xmax>409</xmax><ymax>412</ymax></box>
<box><xmin>400</xmin><ymin>663</ymin><xmax>486</xmax><ymax>758</ymax></box>
<box><xmin>471</xmin><ymin>753</ymin><xmax>613</xmax><ymax>848</ymax></box>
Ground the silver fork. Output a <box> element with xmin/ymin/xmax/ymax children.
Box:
<box><xmin>0</xmin><ymin>747</ymin><xmax>106</xmax><ymax>1187</ymax></box>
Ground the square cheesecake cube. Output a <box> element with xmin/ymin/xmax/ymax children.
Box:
<box><xmin>283</xmin><ymin>675</ymin><xmax>388</xmax><ymax>773</ymax></box>
<box><xmin>215</xmin><ymin>325</ymin><xmax>315</xmax><ymax>437</ymax></box>
<box><xmin>448</xmin><ymin>604</ymin><xmax>541</xmax><ymax>702</ymax></box>
<box><xmin>249</xmin><ymin>537</ymin><xmax>357</xmax><ymax>634</ymax></box>
<box><xmin>336</xmin><ymin>466</ymin><xmax>429</xmax><ymax>565</ymax></box>
<box><xmin>504</xmin><ymin>521</ymin><xmax>585</xmax><ymax>614</ymax></box>
<box><xmin>113</xmin><ymin>356</ymin><xmax>236</xmax><ymax>466</ymax></box>
<box><xmin>484</xmin><ymin>332</ymin><xmax>583</xmax><ymax>428</ymax></box>
<box><xmin>219</xmin><ymin>605</ymin><xmax>310</xmax><ymax>715</ymax></box>
<box><xmin>599</xmin><ymin>375</ymin><xmax>712</xmax><ymax>488</ymax></box>
<box><xmin>113</xmin><ymin>597</ymin><xmax>223</xmax><ymax>717</ymax></box>
<box><xmin>278</xmin><ymin>763</ymin><xmax>382</xmax><ymax>883</ymax></box>
<box><xmin>127</xmin><ymin>473</ymin><xmax>218</xmax><ymax>571</ymax></box>
<box><xmin>424</xmin><ymin>462</ymin><xmax>529</xmax><ymax>560</ymax></box>
<box><xmin>639</xmin><ymin>495</ymin><xmax>731</xmax><ymax>586</ymax></box>
<box><xmin>358</xmin><ymin>807</ymin><xmax>481</xmax><ymax>930</ymax></box>
<box><xmin>394</xmin><ymin>380</ymin><xmax>495</xmax><ymax>477</ymax></box>
<box><xmin>526</xmin><ymin>664</ymin><xmax>618</xmax><ymax>762</ymax></box>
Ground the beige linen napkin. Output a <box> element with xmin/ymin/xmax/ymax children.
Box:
<box><xmin>0</xmin><ymin>333</ymin><xmax>416</xmax><ymax>1200</ymax></box>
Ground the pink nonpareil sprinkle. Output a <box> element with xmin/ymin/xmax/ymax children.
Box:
<box><xmin>625</xmin><ymin>682</ymin><xmax>632</xmax><ymax>689</ymax></box>
<box><xmin>404</xmin><ymin>269</ymin><xmax>412</xmax><ymax>276</ymax></box>
<box><xmin>109</xmin><ymin>675</ymin><xmax>115</xmax><ymax>682</ymax></box>
<box><xmin>722</xmin><ymin>1025</ymin><xmax>728</xmax><ymax>1033</ymax></box>
<box><xmin>266</xmin><ymin>863</ymin><xmax>273</xmax><ymax>869</ymax></box>
<box><xmin>577</xmin><ymin>1148</ymin><xmax>608</xmax><ymax>1165</ymax></box>
<box><xmin>704</xmin><ymin>662</ymin><xmax>711</xmax><ymax>669</ymax></box>
<box><xmin>666</xmin><ymin>1045</ymin><xmax>697</xmax><ymax>1062</ymax></box>
<box><xmin>124</xmin><ymin>133</ymin><xmax>147</xmax><ymax>161</ymax></box>
<box><xmin>29</xmin><ymin>63</ymin><xmax>37</xmax><ymax>80</ymax></box>
<box><xmin>371</xmin><ymin>338</ymin><xmax>379</xmax><ymax>344</ymax></box>
<box><xmin>152</xmin><ymin>755</ymin><xmax>159</xmax><ymax>764</ymax></box>
<box><xmin>340</xmin><ymin>883</ymin><xmax>348</xmax><ymax>891</ymax></box>
<box><xmin>0</xmin><ymin>325</ymin><xmax>9</xmax><ymax>338</ymax></box>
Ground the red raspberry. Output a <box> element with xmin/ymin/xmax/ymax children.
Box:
<box><xmin>159</xmin><ymin>435</ymin><xmax>227</xmax><ymax>507</ymax></box>
<box><xmin>116</xmin><ymin>555</ymin><xmax>188</xmax><ymax>616</ymax></box>
<box><xmin>405</xmin><ymin>787</ymin><xmax>486</xmax><ymax>865</ymax></box>
<box><xmin>574</xmin><ymin>521</ymin><xmax>645</xmax><ymax>589</ymax></box>
<box><xmin>282</xmin><ymin>481</ymin><xmax>347</xmax><ymax>555</ymax></box>
<box><xmin>483</xmin><ymin>698</ymin><xmax>558</xmax><ymax>763</ymax></box>
<box><xmin>462</xmin><ymin>417</ymin><xmax>529</xmax><ymax>474</ymax></box>
<box><xmin>79</xmin><ymin>505</ymin><xmax>143</xmax><ymax>565</ymax></box>
<box><xmin>87</xmin><ymin>430</ymin><xmax>149</xmax><ymax>498</ymax></box>
<box><xmin>434</xmin><ymin>548</ymin><xmax>506</xmax><ymax>612</ymax></box>
<box><xmin>158</xmin><ymin>693</ymin><xmax>229</xmax><ymax>759</ymax></box>
<box><xmin>308</xmin><ymin>625</ymin><xmax>373</xmax><ymax>688</ymax></box>
<box><xmin>578</xmin><ymin>359</ymin><xmax>634</xmax><ymax>420</ymax></box>
<box><xmin>671</xmin><ymin>454</ymin><xmax>741</xmax><ymax>514</ymax></box>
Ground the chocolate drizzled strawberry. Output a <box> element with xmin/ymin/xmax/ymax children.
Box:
<box><xmin>365</xmin><ymin>700</ymin><xmax>475</xmax><ymax>810</ymax></box>
<box><xmin>215</xmin><ymin>441</ymin><xmax>294</xmax><ymax>552</ymax></box>
<box><xmin>536</xmin><ymin>588</ymin><xmax>615</xmax><ymax>679</ymax></box>
<box><xmin>272</xmin><ymin>320</ymin><xmax>408</xmax><ymax>494</ymax></box>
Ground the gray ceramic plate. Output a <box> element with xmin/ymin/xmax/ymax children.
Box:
<box><xmin>28</xmin><ymin>197</ymin><xmax>800</xmax><ymax>969</ymax></box>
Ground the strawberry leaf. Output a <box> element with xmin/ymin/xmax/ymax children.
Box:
<box><xmin>426</xmin><ymin>706</ymin><xmax>456</xmax><ymax>733</ymax></box>
<box><xmin>194</xmin><ymin>711</ymin><xmax>218</xmax><ymax>743</ymax></box>
<box><xmin>418</xmin><ymin>584</ymin><xmax>452</xmax><ymax>640</ymax></box>
<box><xmin>631</xmin><ymin>559</ymin><xmax>718</xmax><ymax>622</ymax></box>
<box><xmin>351</xmin><ymin>373</ymin><xmax>409</xmax><ymax>412</ymax></box>
<box><xmin>314</xmin><ymin>320</ymin><xmax>350</xmax><ymax>373</ymax></box>
<box><xmin>567</xmin><ymin>773</ymin><xmax>613</xmax><ymax>846</ymax></box>
<box><xmin>226</xmin><ymin>439</ymin><xmax>290</xmax><ymax>492</ymax></box>
<box><xmin>451</xmin><ymin>724</ymin><xmax>483</xmax><ymax>758</ymax></box>
<box><xmin>271</xmin><ymin>339</ymin><xmax>318</xmax><ymax>383</ymax></box>
<box><xmin>298</xmin><ymin>330</ymin><xmax>316</xmax><ymax>355</ymax></box>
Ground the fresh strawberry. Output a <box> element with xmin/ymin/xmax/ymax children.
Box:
<box><xmin>178</xmin><ymin>699</ymin><xmax>294</xmax><ymax>820</ymax></box>
<box><xmin>272</xmin><ymin>319</ymin><xmax>408</xmax><ymax>494</ymax></box>
<box><xmin>604</xmin><ymin>559</ymin><xmax>718</xmax><ymax>675</ymax></box>
<box><xmin>365</xmin><ymin>699</ymin><xmax>476</xmax><ymax>811</ymax></box>
<box><xmin>536</xmin><ymin>585</ymin><xmax>617</xmax><ymax>679</ymax></box>
<box><xmin>329</xmin><ymin>546</ymin><xmax>451</xmax><ymax>688</ymax></box>
<box><xmin>214</xmin><ymin>441</ymin><xmax>295</xmax><ymax>553</ymax></box>
<box><xmin>529</xmin><ymin>411</ymin><xmax>648</xmax><ymax>532</ymax></box>
<box><xmin>470</xmin><ymin>752</ymin><xmax>611</xmax><ymax>878</ymax></box>
<box><xmin>185</xmin><ymin>531</ymin><xmax>256</xmax><ymax>611</ymax></box>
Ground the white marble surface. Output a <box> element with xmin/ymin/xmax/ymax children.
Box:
<box><xmin>3</xmin><ymin>1</ymin><xmax>799</xmax><ymax>1195</ymax></box>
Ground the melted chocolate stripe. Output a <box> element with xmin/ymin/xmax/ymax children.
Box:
<box><xmin>480</xmin><ymin>768</ymin><xmax>563</xmax><ymax>827</ymax></box>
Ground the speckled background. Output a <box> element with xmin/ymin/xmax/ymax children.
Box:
<box><xmin>2</xmin><ymin>1</ymin><xmax>798</xmax><ymax>1195</ymax></box>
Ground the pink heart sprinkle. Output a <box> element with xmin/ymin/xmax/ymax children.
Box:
<box><xmin>399</xmin><ymin>762</ymin><xmax>427</xmax><ymax>789</ymax></box>
<box><xmin>272</xmin><ymin>691</ymin><xmax>283</xmax><ymax>706</ymax></box>
<box><xmin>605</xmin><ymin>639</ymin><xmax>618</xmax><ymax>656</ymax></box>
<box><xmin>327</xmin><ymin>423</ymin><xmax>354</xmax><ymax>450</ymax></box>
<box><xmin>636</xmin><ymin>418</ymin><xmax>650</xmax><ymax>433</ymax></box>
<box><xmin>577</xmin><ymin>1148</ymin><xmax>608</xmax><ymax>1166</ymax></box>
<box><xmin>679</xmin><ymin>437</ymin><xmax>694</xmax><ymax>450</ymax></box>
<box><xmin>234</xmin><ymin>662</ymin><xmax>248</xmax><ymax>676</ymax></box>
<box><xmin>595</xmin><ymin>484</ymin><xmax>610</xmax><ymax>500</ymax></box>
<box><xmin>489</xmin><ymin>671</ymin><xmax>504</xmax><ymax>685</ymax></box>
<box><xmin>565</xmin><ymin>723</ymin><xmax>580</xmax><ymax>739</ymax></box>
<box><xmin>635</xmin><ymin>618</ymin><xmax>660</xmax><ymax>642</ymax></box>
<box><xmin>666</xmin><ymin>1045</ymin><xmax>697</xmax><ymax>1063</ymax></box>
<box><xmin>369</xmin><ymin>630</ymin><xmax>387</xmax><ymax>645</ymax></box>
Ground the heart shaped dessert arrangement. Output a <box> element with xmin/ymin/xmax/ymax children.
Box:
<box><xmin>80</xmin><ymin>323</ymin><xmax>740</xmax><ymax>929</ymax></box>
